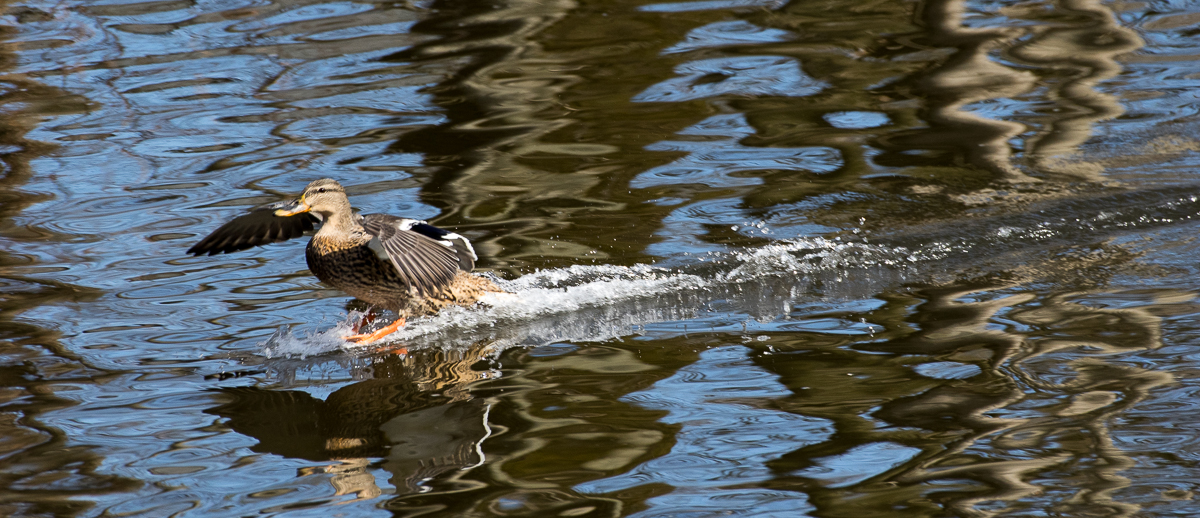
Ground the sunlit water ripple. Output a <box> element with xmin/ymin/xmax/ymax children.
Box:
<box><xmin>4</xmin><ymin>0</ymin><xmax>1200</xmax><ymax>517</ymax></box>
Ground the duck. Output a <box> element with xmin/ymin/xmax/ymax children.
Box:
<box><xmin>187</xmin><ymin>178</ymin><xmax>502</xmax><ymax>345</ymax></box>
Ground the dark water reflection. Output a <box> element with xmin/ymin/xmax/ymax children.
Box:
<box><xmin>4</xmin><ymin>0</ymin><xmax>1200</xmax><ymax>516</ymax></box>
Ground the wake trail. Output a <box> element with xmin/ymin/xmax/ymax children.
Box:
<box><xmin>261</xmin><ymin>237</ymin><xmax>920</xmax><ymax>357</ymax></box>
<box><xmin>261</xmin><ymin>184</ymin><xmax>1200</xmax><ymax>357</ymax></box>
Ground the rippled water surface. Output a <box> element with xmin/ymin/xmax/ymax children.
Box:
<box><xmin>4</xmin><ymin>0</ymin><xmax>1200</xmax><ymax>516</ymax></box>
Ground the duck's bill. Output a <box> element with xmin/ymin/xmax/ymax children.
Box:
<box><xmin>274</xmin><ymin>200</ymin><xmax>311</xmax><ymax>217</ymax></box>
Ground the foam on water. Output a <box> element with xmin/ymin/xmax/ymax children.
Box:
<box><xmin>259</xmin><ymin>317</ymin><xmax>363</xmax><ymax>359</ymax></box>
<box><xmin>258</xmin><ymin>236</ymin><xmax>925</xmax><ymax>357</ymax></box>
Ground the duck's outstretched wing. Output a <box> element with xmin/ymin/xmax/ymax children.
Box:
<box><xmin>406</xmin><ymin>221</ymin><xmax>478</xmax><ymax>271</ymax></box>
<box><xmin>359</xmin><ymin>214</ymin><xmax>464</xmax><ymax>297</ymax></box>
<box><xmin>187</xmin><ymin>201</ymin><xmax>320</xmax><ymax>256</ymax></box>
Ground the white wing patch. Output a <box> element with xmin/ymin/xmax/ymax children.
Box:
<box><xmin>441</xmin><ymin>231</ymin><xmax>478</xmax><ymax>270</ymax></box>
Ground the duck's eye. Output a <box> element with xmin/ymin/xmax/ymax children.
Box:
<box><xmin>317</xmin><ymin>188</ymin><xmax>326</xmax><ymax>193</ymax></box>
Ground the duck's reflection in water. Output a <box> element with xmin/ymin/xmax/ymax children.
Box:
<box><xmin>206</xmin><ymin>344</ymin><xmax>498</xmax><ymax>499</ymax></box>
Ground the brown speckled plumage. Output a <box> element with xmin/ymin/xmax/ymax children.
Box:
<box><xmin>189</xmin><ymin>179</ymin><xmax>502</xmax><ymax>321</ymax></box>
<box><xmin>305</xmin><ymin>231</ymin><xmax>500</xmax><ymax>317</ymax></box>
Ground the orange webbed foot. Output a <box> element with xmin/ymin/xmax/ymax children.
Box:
<box><xmin>344</xmin><ymin>317</ymin><xmax>406</xmax><ymax>346</ymax></box>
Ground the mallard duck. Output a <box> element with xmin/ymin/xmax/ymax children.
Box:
<box><xmin>188</xmin><ymin>178</ymin><xmax>502</xmax><ymax>344</ymax></box>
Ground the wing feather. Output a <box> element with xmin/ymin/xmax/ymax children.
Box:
<box><xmin>188</xmin><ymin>202</ymin><xmax>319</xmax><ymax>256</ymax></box>
<box><xmin>408</xmin><ymin>222</ymin><xmax>477</xmax><ymax>271</ymax></box>
<box><xmin>360</xmin><ymin>214</ymin><xmax>460</xmax><ymax>297</ymax></box>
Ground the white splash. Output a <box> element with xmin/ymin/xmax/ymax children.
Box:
<box><xmin>260</xmin><ymin>314</ymin><xmax>364</xmax><ymax>359</ymax></box>
<box><xmin>259</xmin><ymin>236</ymin><xmax>925</xmax><ymax>357</ymax></box>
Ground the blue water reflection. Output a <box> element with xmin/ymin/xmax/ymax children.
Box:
<box><xmin>4</xmin><ymin>0</ymin><xmax>1200</xmax><ymax>516</ymax></box>
<box><xmin>578</xmin><ymin>346</ymin><xmax>829</xmax><ymax>515</ymax></box>
<box><xmin>634</xmin><ymin>57</ymin><xmax>827</xmax><ymax>102</ymax></box>
<box><xmin>637</xmin><ymin>113</ymin><xmax>842</xmax><ymax>188</ymax></box>
<box><xmin>664</xmin><ymin>20</ymin><xmax>794</xmax><ymax>54</ymax></box>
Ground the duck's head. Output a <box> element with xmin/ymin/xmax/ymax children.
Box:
<box><xmin>274</xmin><ymin>178</ymin><xmax>350</xmax><ymax>219</ymax></box>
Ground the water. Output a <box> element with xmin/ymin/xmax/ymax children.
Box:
<box><xmin>3</xmin><ymin>0</ymin><xmax>1200</xmax><ymax>516</ymax></box>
